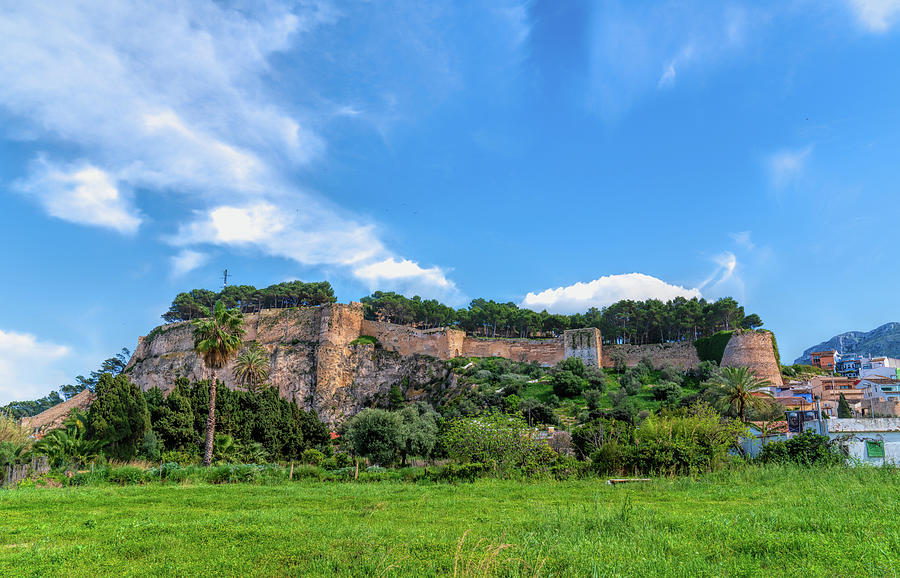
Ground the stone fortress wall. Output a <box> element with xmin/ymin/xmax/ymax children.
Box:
<box><xmin>127</xmin><ymin>302</ymin><xmax>782</xmax><ymax>422</ymax></box>
<box><xmin>720</xmin><ymin>330</ymin><xmax>784</xmax><ymax>387</ymax></box>
<box><xmin>601</xmin><ymin>342</ymin><xmax>701</xmax><ymax>371</ymax></box>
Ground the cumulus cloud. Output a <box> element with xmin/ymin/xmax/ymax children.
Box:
<box><xmin>354</xmin><ymin>258</ymin><xmax>455</xmax><ymax>291</ymax></box>
<box><xmin>521</xmin><ymin>273</ymin><xmax>702</xmax><ymax>314</ymax></box>
<box><xmin>170</xmin><ymin>249</ymin><xmax>208</xmax><ymax>278</ymax></box>
<box><xmin>768</xmin><ymin>145</ymin><xmax>813</xmax><ymax>189</ymax></box>
<box><xmin>846</xmin><ymin>0</ymin><xmax>900</xmax><ymax>32</ymax></box>
<box><xmin>16</xmin><ymin>160</ymin><xmax>142</xmax><ymax>234</ymax></box>
<box><xmin>0</xmin><ymin>329</ymin><xmax>71</xmax><ymax>405</ymax></box>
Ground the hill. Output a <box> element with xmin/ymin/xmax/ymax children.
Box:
<box><xmin>793</xmin><ymin>322</ymin><xmax>900</xmax><ymax>364</ymax></box>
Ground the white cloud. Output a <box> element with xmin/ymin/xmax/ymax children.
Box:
<box><xmin>170</xmin><ymin>249</ymin><xmax>208</xmax><ymax>278</ymax></box>
<box><xmin>729</xmin><ymin>231</ymin><xmax>755</xmax><ymax>251</ymax></box>
<box><xmin>768</xmin><ymin>145</ymin><xmax>813</xmax><ymax>189</ymax></box>
<box><xmin>17</xmin><ymin>160</ymin><xmax>142</xmax><ymax>234</ymax></box>
<box><xmin>0</xmin><ymin>1</ymin><xmax>458</xmax><ymax>298</ymax></box>
<box><xmin>0</xmin><ymin>329</ymin><xmax>71</xmax><ymax>405</ymax></box>
<box><xmin>700</xmin><ymin>251</ymin><xmax>744</xmax><ymax>300</ymax></box>
<box><xmin>521</xmin><ymin>273</ymin><xmax>702</xmax><ymax>314</ymax></box>
<box><xmin>587</xmin><ymin>3</ymin><xmax>755</xmax><ymax>118</ymax></box>
<box><xmin>354</xmin><ymin>258</ymin><xmax>454</xmax><ymax>289</ymax></box>
<box><xmin>175</xmin><ymin>201</ymin><xmax>384</xmax><ymax>267</ymax></box>
<box><xmin>846</xmin><ymin>0</ymin><xmax>900</xmax><ymax>32</ymax></box>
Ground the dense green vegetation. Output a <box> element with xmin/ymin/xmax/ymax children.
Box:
<box><xmin>362</xmin><ymin>291</ymin><xmax>763</xmax><ymax>343</ymax></box>
<box><xmin>1</xmin><ymin>348</ymin><xmax>131</xmax><ymax>418</ymax></box>
<box><xmin>1</xmin><ymin>467</ymin><xmax>898</xmax><ymax>576</ymax></box>
<box><xmin>163</xmin><ymin>280</ymin><xmax>337</xmax><ymax>321</ymax></box>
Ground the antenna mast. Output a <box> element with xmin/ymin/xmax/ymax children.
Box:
<box><xmin>223</xmin><ymin>268</ymin><xmax>230</xmax><ymax>289</ymax></box>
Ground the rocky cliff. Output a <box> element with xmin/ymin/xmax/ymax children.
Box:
<box><xmin>126</xmin><ymin>304</ymin><xmax>452</xmax><ymax>424</ymax></box>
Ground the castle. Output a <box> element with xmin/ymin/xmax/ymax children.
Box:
<box><xmin>126</xmin><ymin>302</ymin><xmax>782</xmax><ymax>423</ymax></box>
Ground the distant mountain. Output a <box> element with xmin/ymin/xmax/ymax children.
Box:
<box><xmin>793</xmin><ymin>322</ymin><xmax>900</xmax><ymax>365</ymax></box>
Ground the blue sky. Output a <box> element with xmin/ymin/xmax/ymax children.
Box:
<box><xmin>2</xmin><ymin>0</ymin><xmax>899</xmax><ymax>404</ymax></box>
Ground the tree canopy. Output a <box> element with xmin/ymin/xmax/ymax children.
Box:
<box><xmin>163</xmin><ymin>281</ymin><xmax>337</xmax><ymax>322</ymax></box>
<box><xmin>362</xmin><ymin>292</ymin><xmax>760</xmax><ymax>344</ymax></box>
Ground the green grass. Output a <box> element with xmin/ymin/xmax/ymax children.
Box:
<box><xmin>1</xmin><ymin>466</ymin><xmax>899</xmax><ymax>576</ymax></box>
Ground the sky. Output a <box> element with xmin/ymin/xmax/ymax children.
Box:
<box><xmin>2</xmin><ymin>0</ymin><xmax>900</xmax><ymax>404</ymax></box>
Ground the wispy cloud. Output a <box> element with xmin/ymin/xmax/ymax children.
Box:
<box><xmin>0</xmin><ymin>1</ymin><xmax>459</xmax><ymax>297</ymax></box>
<box><xmin>586</xmin><ymin>3</ymin><xmax>756</xmax><ymax>118</ymax></box>
<box><xmin>768</xmin><ymin>145</ymin><xmax>813</xmax><ymax>189</ymax></box>
<box><xmin>846</xmin><ymin>0</ymin><xmax>900</xmax><ymax>32</ymax></box>
<box><xmin>700</xmin><ymin>251</ymin><xmax>745</xmax><ymax>300</ymax></box>
<box><xmin>729</xmin><ymin>231</ymin><xmax>755</xmax><ymax>251</ymax></box>
<box><xmin>0</xmin><ymin>329</ymin><xmax>71</xmax><ymax>405</ymax></box>
<box><xmin>170</xmin><ymin>249</ymin><xmax>208</xmax><ymax>278</ymax></box>
<box><xmin>521</xmin><ymin>273</ymin><xmax>702</xmax><ymax>314</ymax></box>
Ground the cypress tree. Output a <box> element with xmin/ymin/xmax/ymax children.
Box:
<box><xmin>838</xmin><ymin>393</ymin><xmax>852</xmax><ymax>419</ymax></box>
<box><xmin>87</xmin><ymin>373</ymin><xmax>150</xmax><ymax>460</ymax></box>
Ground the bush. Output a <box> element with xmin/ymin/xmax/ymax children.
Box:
<box><xmin>301</xmin><ymin>448</ymin><xmax>326</xmax><ymax>466</ymax></box>
<box><xmin>758</xmin><ymin>431</ymin><xmax>844</xmax><ymax>466</ymax></box>
<box><xmin>441</xmin><ymin>414</ymin><xmax>557</xmax><ymax>476</ymax></box>
<box><xmin>433</xmin><ymin>462</ymin><xmax>489</xmax><ymax>483</ymax></box>
<box><xmin>160</xmin><ymin>450</ymin><xmax>197</xmax><ymax>466</ymax></box>
<box><xmin>552</xmin><ymin>371</ymin><xmax>585</xmax><ymax>398</ymax></box>
<box><xmin>652</xmin><ymin>381</ymin><xmax>683</xmax><ymax>405</ymax></box>
<box><xmin>108</xmin><ymin>466</ymin><xmax>145</xmax><ymax>485</ymax></box>
<box><xmin>583</xmin><ymin>389</ymin><xmax>603</xmax><ymax>411</ymax></box>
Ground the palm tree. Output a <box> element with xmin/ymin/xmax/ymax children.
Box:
<box><xmin>233</xmin><ymin>342</ymin><xmax>270</xmax><ymax>393</ymax></box>
<box><xmin>711</xmin><ymin>366</ymin><xmax>773</xmax><ymax>423</ymax></box>
<box><xmin>193</xmin><ymin>300</ymin><xmax>245</xmax><ymax>467</ymax></box>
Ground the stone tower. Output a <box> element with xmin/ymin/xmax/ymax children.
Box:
<box><xmin>564</xmin><ymin>328</ymin><xmax>602</xmax><ymax>368</ymax></box>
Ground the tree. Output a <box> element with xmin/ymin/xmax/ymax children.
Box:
<box><xmin>155</xmin><ymin>385</ymin><xmax>196</xmax><ymax>450</ymax></box>
<box><xmin>87</xmin><ymin>373</ymin><xmax>150</xmax><ymax>461</ymax></box>
<box><xmin>343</xmin><ymin>409</ymin><xmax>401</xmax><ymax>466</ymax></box>
<box><xmin>233</xmin><ymin>342</ymin><xmax>270</xmax><ymax>393</ymax></box>
<box><xmin>193</xmin><ymin>301</ymin><xmax>245</xmax><ymax>466</ymax></box>
<box><xmin>396</xmin><ymin>403</ymin><xmax>439</xmax><ymax>466</ymax></box>
<box><xmin>838</xmin><ymin>393</ymin><xmax>852</xmax><ymax>418</ymax></box>
<box><xmin>710</xmin><ymin>366</ymin><xmax>772</xmax><ymax>422</ymax></box>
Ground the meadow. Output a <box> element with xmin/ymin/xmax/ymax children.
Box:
<box><xmin>1</xmin><ymin>466</ymin><xmax>899</xmax><ymax>577</ymax></box>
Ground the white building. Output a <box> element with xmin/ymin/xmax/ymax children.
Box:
<box><xmin>859</xmin><ymin>357</ymin><xmax>900</xmax><ymax>379</ymax></box>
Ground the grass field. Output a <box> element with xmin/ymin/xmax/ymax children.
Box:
<box><xmin>1</xmin><ymin>466</ymin><xmax>899</xmax><ymax>576</ymax></box>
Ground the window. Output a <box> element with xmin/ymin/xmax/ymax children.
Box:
<box><xmin>866</xmin><ymin>440</ymin><xmax>885</xmax><ymax>458</ymax></box>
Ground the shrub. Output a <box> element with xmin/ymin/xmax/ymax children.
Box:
<box><xmin>627</xmin><ymin>405</ymin><xmax>748</xmax><ymax>475</ymax></box>
<box><xmin>653</xmin><ymin>381</ymin><xmax>683</xmax><ymax>405</ymax></box>
<box><xmin>301</xmin><ymin>448</ymin><xmax>326</xmax><ymax>466</ymax></box>
<box><xmin>758</xmin><ymin>431</ymin><xmax>844</xmax><ymax>466</ymax></box>
<box><xmin>552</xmin><ymin>371</ymin><xmax>585</xmax><ymax>398</ymax></box>
<box><xmin>583</xmin><ymin>389</ymin><xmax>603</xmax><ymax>411</ymax></box>
<box><xmin>160</xmin><ymin>450</ymin><xmax>197</xmax><ymax>466</ymax></box>
<box><xmin>441</xmin><ymin>414</ymin><xmax>557</xmax><ymax>476</ymax></box>
<box><xmin>108</xmin><ymin>466</ymin><xmax>145</xmax><ymax>485</ymax></box>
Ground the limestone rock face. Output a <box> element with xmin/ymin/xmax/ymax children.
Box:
<box><xmin>125</xmin><ymin>304</ymin><xmax>451</xmax><ymax>424</ymax></box>
<box><xmin>720</xmin><ymin>330</ymin><xmax>784</xmax><ymax>387</ymax></box>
